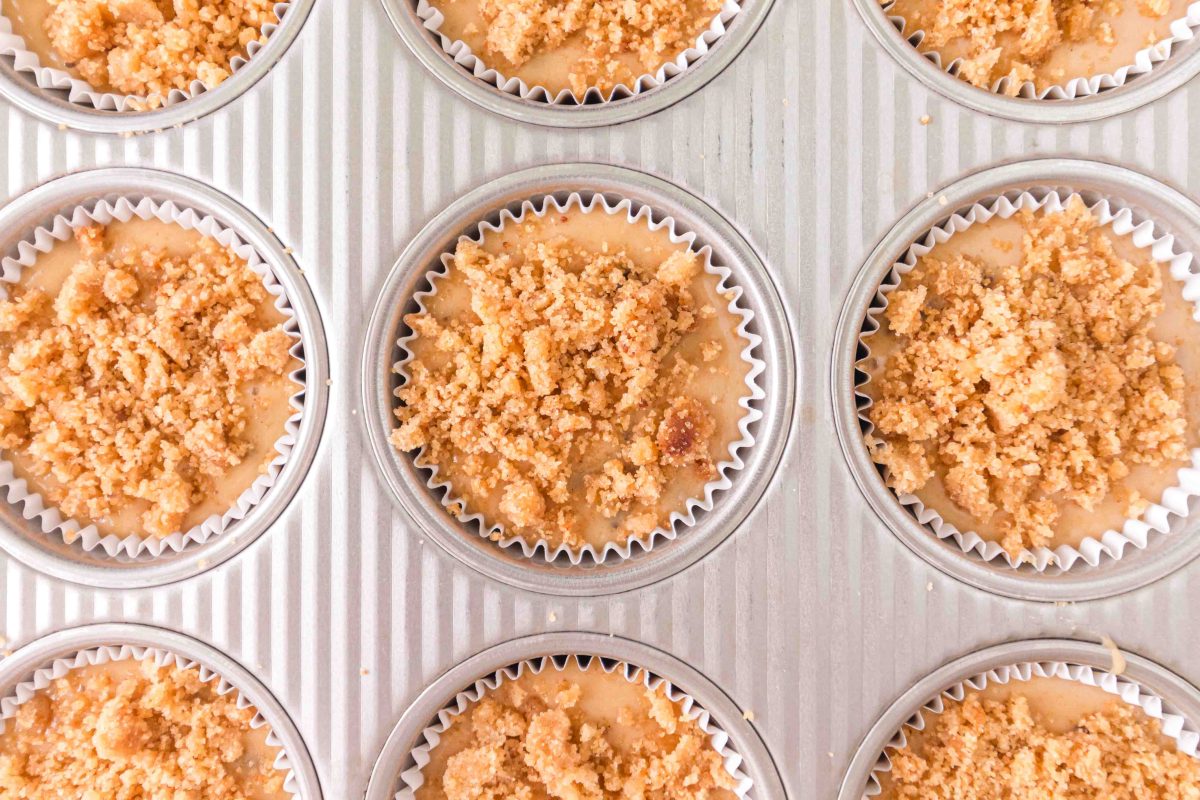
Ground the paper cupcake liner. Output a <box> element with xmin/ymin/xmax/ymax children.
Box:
<box><xmin>882</xmin><ymin>0</ymin><xmax>1200</xmax><ymax>100</ymax></box>
<box><xmin>397</xmin><ymin>653</ymin><xmax>755</xmax><ymax>799</ymax></box>
<box><xmin>863</xmin><ymin>658</ymin><xmax>1200</xmax><ymax>797</ymax></box>
<box><xmin>0</xmin><ymin>2</ymin><xmax>291</xmax><ymax>112</ymax></box>
<box><xmin>0</xmin><ymin>195</ymin><xmax>306</xmax><ymax>559</ymax></box>
<box><xmin>415</xmin><ymin>0</ymin><xmax>741</xmax><ymax>104</ymax></box>
<box><xmin>856</xmin><ymin>189</ymin><xmax>1200</xmax><ymax>572</ymax></box>
<box><xmin>393</xmin><ymin>191</ymin><xmax>765</xmax><ymax>566</ymax></box>
<box><xmin>0</xmin><ymin>643</ymin><xmax>304</xmax><ymax>798</ymax></box>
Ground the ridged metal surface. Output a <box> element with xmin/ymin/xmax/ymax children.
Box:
<box><xmin>1</xmin><ymin>0</ymin><xmax>1199</xmax><ymax>798</ymax></box>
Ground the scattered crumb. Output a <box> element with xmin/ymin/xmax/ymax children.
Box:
<box><xmin>1101</xmin><ymin>634</ymin><xmax>1127</xmax><ymax>675</ymax></box>
<box><xmin>937</xmin><ymin>195</ymin><xmax>948</xmax><ymax>206</ymax></box>
<box><xmin>360</xmin><ymin>667</ymin><xmax>370</xmax><ymax>676</ymax></box>
<box><xmin>0</xmin><ymin>658</ymin><xmax>286</xmax><ymax>797</ymax></box>
<box><xmin>43</xmin><ymin>0</ymin><xmax>276</xmax><ymax>107</ymax></box>
<box><xmin>0</xmin><ymin>223</ymin><xmax>292</xmax><ymax>538</ymax></box>
<box><xmin>919</xmin><ymin>114</ymin><xmax>932</xmax><ymax>125</ymax></box>
<box><xmin>866</xmin><ymin>199</ymin><xmax>1187</xmax><ymax>555</ymax></box>
<box><xmin>742</xmin><ymin>709</ymin><xmax>755</xmax><ymax>721</ymax></box>
<box><xmin>548</xmin><ymin>612</ymin><xmax>557</xmax><ymax>622</ymax></box>
<box><xmin>925</xmin><ymin>582</ymin><xmax>933</xmax><ymax>592</ymax></box>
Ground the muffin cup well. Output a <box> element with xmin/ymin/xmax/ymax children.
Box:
<box><xmin>397</xmin><ymin>653</ymin><xmax>754</xmax><ymax>799</ymax></box>
<box><xmin>0</xmin><ymin>195</ymin><xmax>307</xmax><ymax>560</ymax></box>
<box><xmin>856</xmin><ymin>189</ymin><xmax>1200</xmax><ymax>572</ymax></box>
<box><xmin>392</xmin><ymin>191</ymin><xmax>765</xmax><ymax>566</ymax></box>
<box><xmin>0</xmin><ymin>2</ymin><xmax>291</xmax><ymax>112</ymax></box>
<box><xmin>414</xmin><ymin>0</ymin><xmax>740</xmax><ymax>105</ymax></box>
<box><xmin>862</xmin><ymin>658</ymin><xmax>1200</xmax><ymax>798</ymax></box>
<box><xmin>881</xmin><ymin>0</ymin><xmax>1200</xmax><ymax>100</ymax></box>
<box><xmin>0</xmin><ymin>643</ymin><xmax>303</xmax><ymax>798</ymax></box>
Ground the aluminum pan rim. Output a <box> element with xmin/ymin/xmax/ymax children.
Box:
<box><xmin>378</xmin><ymin>0</ymin><xmax>776</xmax><ymax>128</ymax></box>
<box><xmin>0</xmin><ymin>0</ymin><xmax>316</xmax><ymax>134</ymax></box>
<box><xmin>849</xmin><ymin>0</ymin><xmax>1200</xmax><ymax>124</ymax></box>
<box><xmin>0</xmin><ymin>167</ymin><xmax>330</xmax><ymax>589</ymax></box>
<box><xmin>363</xmin><ymin>631</ymin><xmax>788</xmax><ymax>800</ymax></box>
<box><xmin>831</xmin><ymin>158</ymin><xmax>1200</xmax><ymax>602</ymax></box>
<box><xmin>0</xmin><ymin>622</ymin><xmax>324</xmax><ymax>800</ymax></box>
<box><xmin>359</xmin><ymin>163</ymin><xmax>795</xmax><ymax>597</ymax></box>
<box><xmin>837</xmin><ymin>637</ymin><xmax>1200</xmax><ymax>800</ymax></box>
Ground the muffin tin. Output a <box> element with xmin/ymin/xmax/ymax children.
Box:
<box><xmin>0</xmin><ymin>0</ymin><xmax>1199</xmax><ymax>797</ymax></box>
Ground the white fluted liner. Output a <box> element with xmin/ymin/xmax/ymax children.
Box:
<box><xmin>0</xmin><ymin>195</ymin><xmax>306</xmax><ymax>559</ymax></box>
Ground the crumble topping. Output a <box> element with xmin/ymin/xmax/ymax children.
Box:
<box><xmin>44</xmin><ymin>0</ymin><xmax>276</xmax><ymax>106</ymax></box>
<box><xmin>429</xmin><ymin>672</ymin><xmax>736</xmax><ymax>800</ymax></box>
<box><xmin>469</xmin><ymin>0</ymin><xmax>722</xmax><ymax>95</ymax></box>
<box><xmin>0</xmin><ymin>223</ymin><xmax>293</xmax><ymax>538</ymax></box>
<box><xmin>885</xmin><ymin>692</ymin><xmax>1200</xmax><ymax>799</ymax></box>
<box><xmin>392</xmin><ymin>229</ymin><xmax>731</xmax><ymax>549</ymax></box>
<box><xmin>866</xmin><ymin>198</ymin><xmax>1188</xmax><ymax>555</ymax></box>
<box><xmin>0</xmin><ymin>659</ymin><xmax>287</xmax><ymax>799</ymax></box>
<box><xmin>904</xmin><ymin>0</ymin><xmax>1167</xmax><ymax>94</ymax></box>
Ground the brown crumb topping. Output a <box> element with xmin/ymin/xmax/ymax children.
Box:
<box><xmin>907</xmin><ymin>0</ymin><xmax>1166</xmax><ymax>94</ymax></box>
<box><xmin>0</xmin><ymin>223</ymin><xmax>293</xmax><ymax>538</ymax></box>
<box><xmin>44</xmin><ymin>0</ymin><xmax>276</xmax><ymax>106</ymax></box>
<box><xmin>392</xmin><ymin>231</ymin><xmax>728</xmax><ymax>549</ymax></box>
<box><xmin>0</xmin><ymin>658</ymin><xmax>287</xmax><ymax>799</ymax></box>
<box><xmin>886</xmin><ymin>692</ymin><xmax>1200</xmax><ymax>799</ymax></box>
<box><xmin>431</xmin><ymin>674</ymin><xmax>736</xmax><ymax>799</ymax></box>
<box><xmin>866</xmin><ymin>198</ymin><xmax>1188</xmax><ymax>555</ymax></box>
<box><xmin>470</xmin><ymin>0</ymin><xmax>722</xmax><ymax>95</ymax></box>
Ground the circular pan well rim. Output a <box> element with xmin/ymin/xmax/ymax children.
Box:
<box><xmin>849</xmin><ymin>0</ymin><xmax>1200</xmax><ymax>124</ymax></box>
<box><xmin>0</xmin><ymin>622</ymin><xmax>324</xmax><ymax>800</ymax></box>
<box><xmin>837</xmin><ymin>638</ymin><xmax>1200</xmax><ymax>800</ymax></box>
<box><xmin>360</xmin><ymin>162</ymin><xmax>795</xmax><ymax>597</ymax></box>
<box><xmin>0</xmin><ymin>166</ymin><xmax>330</xmax><ymax>589</ymax></box>
<box><xmin>831</xmin><ymin>158</ymin><xmax>1200</xmax><ymax>602</ymax></box>
<box><xmin>377</xmin><ymin>0</ymin><xmax>775</xmax><ymax>128</ymax></box>
<box><xmin>364</xmin><ymin>632</ymin><xmax>788</xmax><ymax>800</ymax></box>
<box><xmin>0</xmin><ymin>0</ymin><xmax>316</xmax><ymax>134</ymax></box>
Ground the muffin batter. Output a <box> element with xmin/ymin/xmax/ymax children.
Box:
<box><xmin>416</xmin><ymin>662</ymin><xmax>738</xmax><ymax>800</ymax></box>
<box><xmin>0</xmin><ymin>218</ymin><xmax>297</xmax><ymax>539</ymax></box>
<box><xmin>392</xmin><ymin>207</ymin><xmax>752</xmax><ymax>552</ymax></box>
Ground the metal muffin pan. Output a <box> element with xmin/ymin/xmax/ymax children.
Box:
<box><xmin>361</xmin><ymin>162</ymin><xmax>795</xmax><ymax>596</ymax></box>
<box><xmin>838</xmin><ymin>638</ymin><xmax>1200</xmax><ymax>800</ymax></box>
<box><xmin>0</xmin><ymin>622</ymin><xmax>323</xmax><ymax>799</ymax></box>
<box><xmin>0</xmin><ymin>166</ymin><xmax>330</xmax><ymax>590</ymax></box>
<box><xmin>364</xmin><ymin>632</ymin><xmax>787</xmax><ymax>800</ymax></box>
<box><xmin>832</xmin><ymin>158</ymin><xmax>1200</xmax><ymax>602</ymax></box>
<box><xmin>0</xmin><ymin>0</ymin><xmax>317</xmax><ymax>133</ymax></box>
<box><xmin>849</xmin><ymin>0</ymin><xmax>1200</xmax><ymax>123</ymax></box>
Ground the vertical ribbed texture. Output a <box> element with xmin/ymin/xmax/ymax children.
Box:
<box><xmin>1</xmin><ymin>0</ymin><xmax>1199</xmax><ymax>797</ymax></box>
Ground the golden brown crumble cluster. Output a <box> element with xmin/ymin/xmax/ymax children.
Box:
<box><xmin>392</xmin><ymin>233</ymin><xmax>721</xmax><ymax>548</ymax></box>
<box><xmin>867</xmin><ymin>198</ymin><xmax>1187</xmax><ymax>555</ymax></box>
<box><xmin>0</xmin><ymin>224</ymin><xmax>293</xmax><ymax>537</ymax></box>
<box><xmin>0</xmin><ymin>659</ymin><xmax>286</xmax><ymax>799</ymax></box>
<box><xmin>914</xmin><ymin>0</ymin><xmax>1167</xmax><ymax>93</ymax></box>
<box><xmin>45</xmin><ymin>0</ymin><xmax>276</xmax><ymax>105</ymax></box>
<box><xmin>886</xmin><ymin>693</ymin><xmax>1200</xmax><ymax>799</ymax></box>
<box><xmin>473</xmin><ymin>0</ymin><xmax>722</xmax><ymax>95</ymax></box>
<box><xmin>435</xmin><ymin>676</ymin><xmax>736</xmax><ymax>799</ymax></box>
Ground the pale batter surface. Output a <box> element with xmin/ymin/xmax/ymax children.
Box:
<box><xmin>889</xmin><ymin>0</ymin><xmax>1185</xmax><ymax>93</ymax></box>
<box><xmin>0</xmin><ymin>219</ymin><xmax>298</xmax><ymax>539</ymax></box>
<box><xmin>863</xmin><ymin>199</ymin><xmax>1198</xmax><ymax>556</ymax></box>
<box><xmin>392</xmin><ymin>208</ymin><xmax>751</xmax><ymax>551</ymax></box>
<box><xmin>0</xmin><ymin>658</ymin><xmax>288</xmax><ymax>800</ymax></box>
<box><xmin>878</xmin><ymin>676</ymin><xmax>1200</xmax><ymax>800</ymax></box>
<box><xmin>0</xmin><ymin>0</ymin><xmax>276</xmax><ymax>107</ymax></box>
<box><xmin>428</xmin><ymin>0</ymin><xmax>723</xmax><ymax>96</ymax></box>
<box><xmin>416</xmin><ymin>662</ymin><xmax>737</xmax><ymax>800</ymax></box>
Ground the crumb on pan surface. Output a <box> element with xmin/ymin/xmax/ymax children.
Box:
<box><xmin>42</xmin><ymin>0</ymin><xmax>277</xmax><ymax>107</ymax></box>
<box><xmin>0</xmin><ymin>658</ymin><xmax>287</xmax><ymax>799</ymax></box>
<box><xmin>419</xmin><ymin>667</ymin><xmax>737</xmax><ymax>800</ymax></box>
<box><xmin>884</xmin><ymin>692</ymin><xmax>1200</xmax><ymax>799</ymax></box>
<box><xmin>391</xmin><ymin>224</ymin><xmax>741</xmax><ymax>551</ymax></box>
<box><xmin>463</xmin><ymin>0</ymin><xmax>722</xmax><ymax>95</ymax></box>
<box><xmin>891</xmin><ymin>0</ymin><xmax>1170</xmax><ymax>95</ymax></box>
<box><xmin>865</xmin><ymin>197</ymin><xmax>1188</xmax><ymax>556</ymax></box>
<box><xmin>0</xmin><ymin>222</ymin><xmax>293</xmax><ymax>539</ymax></box>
